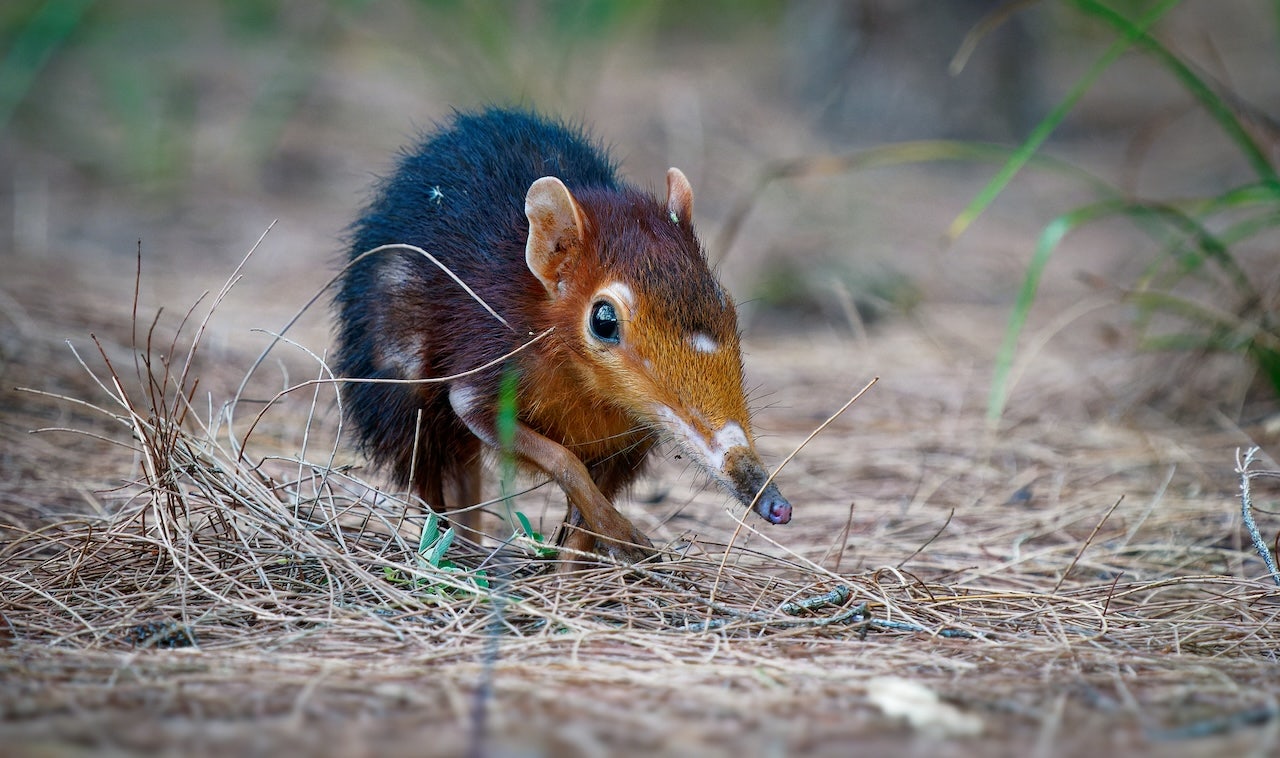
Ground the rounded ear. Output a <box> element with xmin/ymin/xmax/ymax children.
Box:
<box><xmin>666</xmin><ymin>167</ymin><xmax>694</xmax><ymax>225</ymax></box>
<box><xmin>525</xmin><ymin>176</ymin><xmax>586</xmax><ymax>298</ymax></box>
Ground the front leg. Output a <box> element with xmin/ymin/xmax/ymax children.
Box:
<box><xmin>555</xmin><ymin>505</ymin><xmax>602</xmax><ymax>572</ymax></box>
<box><xmin>448</xmin><ymin>384</ymin><xmax>654</xmax><ymax>566</ymax></box>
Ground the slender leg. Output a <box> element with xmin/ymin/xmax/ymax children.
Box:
<box><xmin>445</xmin><ymin>457</ymin><xmax>484</xmax><ymax>540</ymax></box>
<box><xmin>412</xmin><ymin>478</ymin><xmax>447</xmax><ymax>555</ymax></box>
<box><xmin>556</xmin><ymin>506</ymin><xmax>599</xmax><ymax>572</ymax></box>
<box><xmin>449</xmin><ymin>384</ymin><xmax>654</xmax><ymax>566</ymax></box>
<box><xmin>555</xmin><ymin>437</ymin><xmax>655</xmax><ymax>568</ymax></box>
<box><xmin>515</xmin><ymin>424</ymin><xmax>653</xmax><ymax>562</ymax></box>
<box><xmin>415</xmin><ymin>479</ymin><xmax>445</xmax><ymax>516</ymax></box>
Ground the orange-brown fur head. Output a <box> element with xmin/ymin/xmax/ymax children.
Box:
<box><xmin>521</xmin><ymin>169</ymin><xmax>792</xmax><ymax>524</ymax></box>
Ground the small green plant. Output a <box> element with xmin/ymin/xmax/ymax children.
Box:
<box><xmin>382</xmin><ymin>511</ymin><xmax>490</xmax><ymax>596</ymax></box>
<box><xmin>514</xmin><ymin>511</ymin><xmax>558</xmax><ymax>559</ymax></box>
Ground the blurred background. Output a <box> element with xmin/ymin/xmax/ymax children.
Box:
<box><xmin>2</xmin><ymin>0</ymin><xmax>1278</xmax><ymax>417</ymax></box>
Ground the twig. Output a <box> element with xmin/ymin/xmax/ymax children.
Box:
<box><xmin>780</xmin><ymin>584</ymin><xmax>851</xmax><ymax>616</ymax></box>
<box><xmin>1148</xmin><ymin>703</ymin><xmax>1279</xmax><ymax>741</ymax></box>
<box><xmin>865</xmin><ymin>619</ymin><xmax>976</xmax><ymax>640</ymax></box>
<box><xmin>896</xmin><ymin>508</ymin><xmax>955</xmax><ymax>571</ymax></box>
<box><xmin>1053</xmin><ymin>494</ymin><xmax>1124</xmax><ymax>594</ymax></box>
<box><xmin>1236</xmin><ymin>447</ymin><xmax>1280</xmax><ymax>587</ymax></box>
<box><xmin>682</xmin><ymin>601</ymin><xmax>868</xmax><ymax>633</ymax></box>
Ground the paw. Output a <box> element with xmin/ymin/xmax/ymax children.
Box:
<box><xmin>599</xmin><ymin>526</ymin><xmax>656</xmax><ymax>565</ymax></box>
<box><xmin>554</xmin><ymin>521</ymin><xmax>656</xmax><ymax>571</ymax></box>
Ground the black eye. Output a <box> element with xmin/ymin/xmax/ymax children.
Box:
<box><xmin>588</xmin><ymin>301</ymin><xmax>620</xmax><ymax>343</ymax></box>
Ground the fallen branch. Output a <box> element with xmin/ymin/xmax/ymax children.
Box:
<box><xmin>1236</xmin><ymin>446</ymin><xmax>1280</xmax><ymax>587</ymax></box>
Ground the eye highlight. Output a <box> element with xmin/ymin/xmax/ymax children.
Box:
<box><xmin>588</xmin><ymin>300</ymin><xmax>621</xmax><ymax>344</ymax></box>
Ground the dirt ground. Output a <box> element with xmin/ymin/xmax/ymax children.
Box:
<box><xmin>4</xmin><ymin>4</ymin><xmax>1280</xmax><ymax>757</ymax></box>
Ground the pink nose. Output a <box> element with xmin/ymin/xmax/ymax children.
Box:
<box><xmin>766</xmin><ymin>498</ymin><xmax>792</xmax><ymax>525</ymax></box>
<box><xmin>756</xmin><ymin>487</ymin><xmax>792</xmax><ymax>525</ymax></box>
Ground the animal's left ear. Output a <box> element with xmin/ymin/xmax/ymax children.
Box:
<box><xmin>525</xmin><ymin>176</ymin><xmax>586</xmax><ymax>299</ymax></box>
<box><xmin>666</xmin><ymin>167</ymin><xmax>694</xmax><ymax>225</ymax></box>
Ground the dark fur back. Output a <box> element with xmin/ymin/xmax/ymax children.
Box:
<box><xmin>333</xmin><ymin>108</ymin><xmax>622</xmax><ymax>499</ymax></box>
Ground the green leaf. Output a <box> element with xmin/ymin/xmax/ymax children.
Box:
<box><xmin>419</xmin><ymin>511</ymin><xmax>440</xmax><ymax>555</ymax></box>
<box><xmin>515</xmin><ymin>510</ymin><xmax>534</xmax><ymax>536</ymax></box>
<box><xmin>426</xmin><ymin>526</ymin><xmax>455</xmax><ymax>568</ymax></box>
<box><xmin>512</xmin><ymin>511</ymin><xmax>556</xmax><ymax>557</ymax></box>
<box><xmin>947</xmin><ymin>0</ymin><xmax>1180</xmax><ymax>242</ymax></box>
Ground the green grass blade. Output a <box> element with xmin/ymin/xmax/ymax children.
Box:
<box><xmin>1130</xmin><ymin>291</ymin><xmax>1247</xmax><ymax>342</ymax></box>
<box><xmin>1138</xmin><ymin>332</ymin><xmax>1227</xmax><ymax>352</ymax></box>
<box><xmin>1131</xmin><ymin>184</ymin><xmax>1279</xmax><ymax>292</ymax></box>
<box><xmin>1075</xmin><ymin>0</ymin><xmax>1279</xmax><ymax>186</ymax></box>
<box><xmin>1195</xmin><ymin>182</ymin><xmax>1280</xmax><ymax>213</ymax></box>
<box><xmin>1252</xmin><ymin>345</ymin><xmax>1280</xmax><ymax>397</ymax></box>
<box><xmin>1216</xmin><ymin>211</ymin><xmax>1280</xmax><ymax>248</ymax></box>
<box><xmin>497</xmin><ymin>364</ymin><xmax>520</xmax><ymax>520</ymax></box>
<box><xmin>989</xmin><ymin>192</ymin><xmax>1267</xmax><ymax>423</ymax></box>
<box><xmin>715</xmin><ymin>140</ymin><xmax>1120</xmax><ymax>260</ymax></box>
<box><xmin>1138</xmin><ymin>203</ymin><xmax>1250</xmax><ymax>293</ymax></box>
<box><xmin>988</xmin><ymin>204</ymin><xmax>1110</xmax><ymax>423</ymax></box>
<box><xmin>948</xmin><ymin>0</ymin><xmax>1180</xmax><ymax>243</ymax></box>
<box><xmin>987</xmin><ymin>197</ymin><xmax>1215</xmax><ymax>421</ymax></box>
<box><xmin>1130</xmin><ymin>290</ymin><xmax>1280</xmax><ymax>352</ymax></box>
<box><xmin>1143</xmin><ymin>207</ymin><xmax>1280</xmax><ymax>294</ymax></box>
<box><xmin>1134</xmin><ymin>290</ymin><xmax>1280</xmax><ymax>397</ymax></box>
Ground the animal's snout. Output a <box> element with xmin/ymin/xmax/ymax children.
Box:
<box><xmin>754</xmin><ymin>482</ymin><xmax>792</xmax><ymax>525</ymax></box>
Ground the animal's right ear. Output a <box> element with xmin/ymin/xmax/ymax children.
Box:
<box><xmin>525</xmin><ymin>176</ymin><xmax>586</xmax><ymax>299</ymax></box>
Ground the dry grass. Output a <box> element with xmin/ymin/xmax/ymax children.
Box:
<box><xmin>3</xmin><ymin>244</ymin><xmax>1280</xmax><ymax>757</ymax></box>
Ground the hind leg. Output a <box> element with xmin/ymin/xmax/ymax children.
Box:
<box><xmin>444</xmin><ymin>451</ymin><xmax>484</xmax><ymax>541</ymax></box>
<box><xmin>415</xmin><ymin>478</ymin><xmax>445</xmax><ymax>516</ymax></box>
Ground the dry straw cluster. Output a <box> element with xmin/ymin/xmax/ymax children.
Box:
<box><xmin>3</xmin><ymin>245</ymin><xmax>1280</xmax><ymax>753</ymax></box>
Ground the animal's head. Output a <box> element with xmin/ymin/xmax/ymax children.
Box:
<box><xmin>523</xmin><ymin>169</ymin><xmax>791</xmax><ymax>525</ymax></box>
